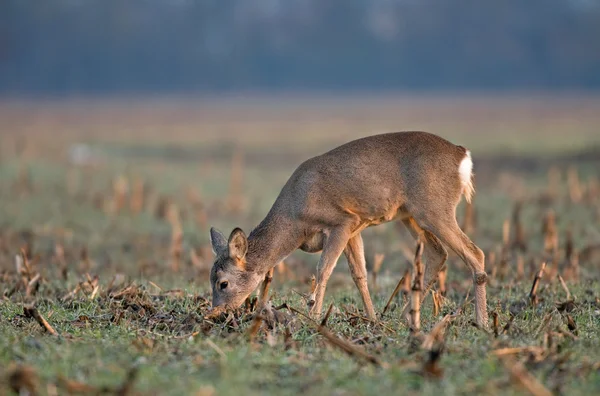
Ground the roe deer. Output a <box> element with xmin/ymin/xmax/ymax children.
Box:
<box><xmin>209</xmin><ymin>131</ymin><xmax>489</xmax><ymax>327</ymax></box>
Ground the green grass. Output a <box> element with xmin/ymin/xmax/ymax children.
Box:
<box><xmin>1</xmin><ymin>97</ymin><xmax>600</xmax><ymax>395</ymax></box>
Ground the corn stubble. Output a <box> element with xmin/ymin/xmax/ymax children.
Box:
<box><xmin>1</xmin><ymin>121</ymin><xmax>599</xmax><ymax>395</ymax></box>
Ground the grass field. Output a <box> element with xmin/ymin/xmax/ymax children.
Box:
<box><xmin>1</xmin><ymin>95</ymin><xmax>600</xmax><ymax>395</ymax></box>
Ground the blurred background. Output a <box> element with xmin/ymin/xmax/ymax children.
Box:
<box><xmin>2</xmin><ymin>0</ymin><xmax>600</xmax><ymax>93</ymax></box>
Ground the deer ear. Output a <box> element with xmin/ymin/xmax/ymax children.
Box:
<box><xmin>210</xmin><ymin>227</ymin><xmax>227</xmax><ymax>255</ymax></box>
<box><xmin>228</xmin><ymin>228</ymin><xmax>248</xmax><ymax>263</ymax></box>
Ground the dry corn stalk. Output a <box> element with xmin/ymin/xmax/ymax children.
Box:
<box><xmin>410</xmin><ymin>242</ymin><xmax>424</xmax><ymax>334</ymax></box>
<box><xmin>258</xmin><ymin>268</ymin><xmax>275</xmax><ymax>308</ymax></box>
<box><xmin>130</xmin><ymin>177</ymin><xmax>146</xmax><ymax>214</ymax></box>
<box><xmin>492</xmin><ymin>311</ymin><xmax>499</xmax><ymax>338</ymax></box>
<box><xmin>431</xmin><ymin>290</ymin><xmax>441</xmax><ymax>317</ymax></box>
<box><xmin>168</xmin><ymin>204</ymin><xmax>184</xmax><ymax>272</ymax></box>
<box><xmin>499</xmin><ymin>357</ymin><xmax>553</xmax><ymax>396</ymax></box>
<box><xmin>186</xmin><ymin>186</ymin><xmax>208</xmax><ymax>229</ymax></box>
<box><xmin>502</xmin><ymin>219</ymin><xmax>510</xmax><ymax>249</ymax></box>
<box><xmin>530</xmin><ymin>262</ymin><xmax>546</xmax><ymax>306</ymax></box>
<box><xmin>109</xmin><ymin>174</ymin><xmax>129</xmax><ymax>215</ymax></box>
<box><xmin>316</xmin><ymin>304</ymin><xmax>383</xmax><ymax>367</ymax></box>
<box><xmin>25</xmin><ymin>273</ymin><xmax>41</xmax><ymax>298</ymax></box>
<box><xmin>586</xmin><ymin>176</ymin><xmax>599</xmax><ymax>203</ymax></box>
<box><xmin>511</xmin><ymin>201</ymin><xmax>527</xmax><ymax>252</ymax></box>
<box><xmin>488</xmin><ymin>250</ymin><xmax>497</xmax><ymax>283</ymax></box>
<box><xmin>499</xmin><ymin>220</ymin><xmax>510</xmax><ymax>281</ymax></box>
<box><xmin>547</xmin><ymin>166</ymin><xmax>561</xmax><ymax>199</ymax></box>
<box><xmin>516</xmin><ymin>254</ymin><xmax>525</xmax><ymax>281</ymax></box>
<box><xmin>382</xmin><ymin>269</ymin><xmax>409</xmax><ymax>315</ymax></box>
<box><xmin>422</xmin><ymin>313</ymin><xmax>454</xmax><ymax>351</ymax></box>
<box><xmin>371</xmin><ymin>253</ymin><xmax>385</xmax><ymax>291</ymax></box>
<box><xmin>569</xmin><ymin>251</ymin><xmax>579</xmax><ymax>281</ymax></box>
<box><xmin>190</xmin><ymin>248</ymin><xmax>204</xmax><ymax>271</ymax></box>
<box><xmin>437</xmin><ymin>265</ymin><xmax>447</xmax><ymax>296</ymax></box>
<box><xmin>24</xmin><ymin>304</ymin><xmax>58</xmax><ymax>336</ymax></box>
<box><xmin>80</xmin><ymin>247</ymin><xmax>92</xmax><ymax>273</ymax></box>
<box><xmin>567</xmin><ymin>165</ymin><xmax>582</xmax><ymax>203</ymax></box>
<box><xmin>55</xmin><ymin>243</ymin><xmax>68</xmax><ymax>280</ymax></box>
<box><xmin>542</xmin><ymin>210</ymin><xmax>558</xmax><ymax>256</ymax></box>
<box><xmin>564</xmin><ymin>228</ymin><xmax>574</xmax><ymax>262</ymax></box>
<box><xmin>557</xmin><ymin>274</ymin><xmax>571</xmax><ymax>300</ymax></box>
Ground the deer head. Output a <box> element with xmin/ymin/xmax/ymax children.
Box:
<box><xmin>209</xmin><ymin>227</ymin><xmax>263</xmax><ymax>309</ymax></box>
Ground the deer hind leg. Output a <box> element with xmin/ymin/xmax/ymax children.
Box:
<box><xmin>308</xmin><ymin>227</ymin><xmax>352</xmax><ymax>320</ymax></box>
<box><xmin>344</xmin><ymin>233</ymin><xmax>377</xmax><ymax>321</ymax></box>
<box><xmin>400</xmin><ymin>217</ymin><xmax>449</xmax><ymax>320</ymax></box>
<box><xmin>420</xmin><ymin>215</ymin><xmax>488</xmax><ymax>328</ymax></box>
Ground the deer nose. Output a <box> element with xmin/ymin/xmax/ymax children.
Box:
<box><xmin>212</xmin><ymin>294</ymin><xmax>225</xmax><ymax>308</ymax></box>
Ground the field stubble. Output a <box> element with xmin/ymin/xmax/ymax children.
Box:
<box><xmin>0</xmin><ymin>96</ymin><xmax>600</xmax><ymax>395</ymax></box>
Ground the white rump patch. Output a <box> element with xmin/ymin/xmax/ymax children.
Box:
<box><xmin>459</xmin><ymin>150</ymin><xmax>475</xmax><ymax>203</ymax></box>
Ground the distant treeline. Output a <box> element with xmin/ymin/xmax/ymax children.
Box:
<box><xmin>1</xmin><ymin>0</ymin><xmax>600</xmax><ymax>94</ymax></box>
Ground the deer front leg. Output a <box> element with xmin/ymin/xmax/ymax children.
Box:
<box><xmin>308</xmin><ymin>227</ymin><xmax>351</xmax><ymax>319</ymax></box>
<box><xmin>344</xmin><ymin>233</ymin><xmax>377</xmax><ymax>321</ymax></box>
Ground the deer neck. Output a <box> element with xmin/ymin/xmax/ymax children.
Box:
<box><xmin>246</xmin><ymin>213</ymin><xmax>301</xmax><ymax>276</ymax></box>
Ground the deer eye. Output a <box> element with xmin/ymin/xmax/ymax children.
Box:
<box><xmin>219</xmin><ymin>280</ymin><xmax>229</xmax><ymax>290</ymax></box>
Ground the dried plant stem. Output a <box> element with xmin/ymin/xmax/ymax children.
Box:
<box><xmin>382</xmin><ymin>269</ymin><xmax>409</xmax><ymax>315</ymax></box>
<box><xmin>20</xmin><ymin>248</ymin><xmax>32</xmax><ymax>280</ymax></box>
<box><xmin>422</xmin><ymin>313</ymin><xmax>455</xmax><ymax>351</ymax></box>
<box><xmin>110</xmin><ymin>174</ymin><xmax>129</xmax><ymax>215</ymax></box>
<box><xmin>516</xmin><ymin>254</ymin><xmax>525</xmax><ymax>281</ymax></box>
<box><xmin>25</xmin><ymin>273</ymin><xmax>41</xmax><ymax>298</ymax></box>
<box><xmin>499</xmin><ymin>219</ymin><xmax>510</xmax><ymax>281</ymax></box>
<box><xmin>570</xmin><ymin>252</ymin><xmax>580</xmax><ymax>281</ymax></box>
<box><xmin>567</xmin><ymin>165</ymin><xmax>582</xmax><ymax>203</ymax></box>
<box><xmin>492</xmin><ymin>346</ymin><xmax>545</xmax><ymax>357</ymax></box>
<box><xmin>547</xmin><ymin>166</ymin><xmax>560</xmax><ymax>199</ymax></box>
<box><xmin>371</xmin><ymin>253</ymin><xmax>385</xmax><ymax>291</ymax></box>
<box><xmin>492</xmin><ymin>311</ymin><xmax>499</xmax><ymax>338</ymax></box>
<box><xmin>488</xmin><ymin>250</ymin><xmax>497</xmax><ymax>283</ymax></box>
<box><xmin>499</xmin><ymin>357</ymin><xmax>553</xmax><ymax>396</ymax></box>
<box><xmin>438</xmin><ymin>265</ymin><xmax>447</xmax><ymax>296</ymax></box>
<box><xmin>320</xmin><ymin>303</ymin><xmax>334</xmax><ymax>327</ymax></box>
<box><xmin>317</xmin><ymin>323</ymin><xmax>382</xmax><ymax>367</ymax></box>
<box><xmin>530</xmin><ymin>262</ymin><xmax>546</xmax><ymax>306</ymax></box>
<box><xmin>167</xmin><ymin>203</ymin><xmax>183</xmax><ymax>272</ymax></box>
<box><xmin>247</xmin><ymin>314</ymin><xmax>264</xmax><ymax>343</ymax></box>
<box><xmin>431</xmin><ymin>290</ymin><xmax>440</xmax><ymax>317</ymax></box>
<box><xmin>557</xmin><ymin>274</ymin><xmax>571</xmax><ymax>300</ymax></box>
<box><xmin>286</xmin><ymin>304</ymin><xmax>383</xmax><ymax>367</ymax></box>
<box><xmin>542</xmin><ymin>210</ymin><xmax>558</xmax><ymax>257</ymax></box>
<box><xmin>129</xmin><ymin>177</ymin><xmax>145</xmax><ymax>214</ymax></box>
<box><xmin>511</xmin><ymin>201</ymin><xmax>527</xmax><ymax>252</ymax></box>
<box><xmin>410</xmin><ymin>242</ymin><xmax>424</xmax><ymax>334</ymax></box>
<box><xmin>258</xmin><ymin>268</ymin><xmax>274</xmax><ymax>308</ymax></box>
<box><xmin>55</xmin><ymin>244</ymin><xmax>68</xmax><ymax>280</ymax></box>
<box><xmin>24</xmin><ymin>304</ymin><xmax>58</xmax><ymax>336</ymax></box>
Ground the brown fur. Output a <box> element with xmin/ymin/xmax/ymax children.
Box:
<box><xmin>210</xmin><ymin>131</ymin><xmax>488</xmax><ymax>327</ymax></box>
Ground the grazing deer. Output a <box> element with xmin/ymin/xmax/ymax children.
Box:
<box><xmin>209</xmin><ymin>131</ymin><xmax>488</xmax><ymax>327</ymax></box>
